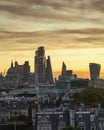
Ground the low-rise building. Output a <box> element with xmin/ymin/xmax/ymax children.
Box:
<box><xmin>35</xmin><ymin>109</ymin><xmax>70</xmax><ymax>130</ymax></box>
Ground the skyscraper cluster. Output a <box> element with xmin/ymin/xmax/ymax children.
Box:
<box><xmin>0</xmin><ymin>46</ymin><xmax>104</xmax><ymax>89</ymax></box>
<box><xmin>0</xmin><ymin>46</ymin><xmax>54</xmax><ymax>88</ymax></box>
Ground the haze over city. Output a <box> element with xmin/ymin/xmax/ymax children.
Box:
<box><xmin>0</xmin><ymin>0</ymin><xmax>104</xmax><ymax>78</ymax></box>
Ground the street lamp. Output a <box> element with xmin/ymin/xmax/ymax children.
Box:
<box><xmin>8</xmin><ymin>122</ymin><xmax>16</xmax><ymax>130</ymax></box>
<box><xmin>35</xmin><ymin>86</ymin><xmax>39</xmax><ymax>130</ymax></box>
<box><xmin>35</xmin><ymin>100</ymin><xmax>38</xmax><ymax>130</ymax></box>
<box><xmin>14</xmin><ymin>121</ymin><xmax>16</xmax><ymax>130</ymax></box>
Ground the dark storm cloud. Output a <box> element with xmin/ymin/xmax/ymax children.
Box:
<box><xmin>0</xmin><ymin>2</ymin><xmax>72</xmax><ymax>22</ymax></box>
<box><xmin>91</xmin><ymin>0</ymin><xmax>104</xmax><ymax>11</ymax></box>
<box><xmin>0</xmin><ymin>28</ymin><xmax>104</xmax><ymax>52</ymax></box>
<box><xmin>0</xmin><ymin>0</ymin><xmax>104</xmax><ymax>23</ymax></box>
<box><xmin>55</xmin><ymin>28</ymin><xmax>104</xmax><ymax>35</ymax></box>
<box><xmin>0</xmin><ymin>5</ymin><xmax>25</xmax><ymax>16</ymax></box>
<box><xmin>1</xmin><ymin>28</ymin><xmax>104</xmax><ymax>39</ymax></box>
<box><xmin>20</xmin><ymin>0</ymin><xmax>104</xmax><ymax>11</ymax></box>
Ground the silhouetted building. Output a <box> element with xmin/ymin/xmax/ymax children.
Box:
<box><xmin>55</xmin><ymin>78</ymin><xmax>88</xmax><ymax>91</ymax></box>
<box><xmin>0</xmin><ymin>73</ymin><xmax>3</xmax><ymax>88</ymax></box>
<box><xmin>58</xmin><ymin>62</ymin><xmax>73</xmax><ymax>81</ymax></box>
<box><xmin>23</xmin><ymin>61</ymin><xmax>30</xmax><ymax>83</ymax></box>
<box><xmin>35</xmin><ymin>46</ymin><xmax>46</xmax><ymax>84</ymax></box>
<box><xmin>89</xmin><ymin>63</ymin><xmax>101</xmax><ymax>80</ymax></box>
<box><xmin>62</xmin><ymin>62</ymin><xmax>66</xmax><ymax>77</ymax></box>
<box><xmin>71</xmin><ymin>78</ymin><xmax>89</xmax><ymax>89</ymax></box>
<box><xmin>55</xmin><ymin>81</ymin><xmax>71</xmax><ymax>91</ymax></box>
<box><xmin>6</xmin><ymin>61</ymin><xmax>30</xmax><ymax>87</ymax></box>
<box><xmin>34</xmin><ymin>47</ymin><xmax>53</xmax><ymax>85</ymax></box>
<box><xmin>46</xmin><ymin>56</ymin><xmax>54</xmax><ymax>84</ymax></box>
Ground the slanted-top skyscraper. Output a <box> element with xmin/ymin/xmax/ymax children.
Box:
<box><xmin>34</xmin><ymin>46</ymin><xmax>53</xmax><ymax>85</ymax></box>
<box><xmin>46</xmin><ymin>56</ymin><xmax>54</xmax><ymax>84</ymax></box>
<box><xmin>61</xmin><ymin>62</ymin><xmax>66</xmax><ymax>77</ymax></box>
<box><xmin>89</xmin><ymin>63</ymin><xmax>101</xmax><ymax>80</ymax></box>
<box><xmin>58</xmin><ymin>62</ymin><xmax>73</xmax><ymax>81</ymax></box>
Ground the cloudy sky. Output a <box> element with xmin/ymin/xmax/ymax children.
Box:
<box><xmin>0</xmin><ymin>0</ymin><xmax>104</xmax><ymax>78</ymax></box>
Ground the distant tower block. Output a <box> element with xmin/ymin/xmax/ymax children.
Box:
<box><xmin>11</xmin><ymin>60</ymin><xmax>13</xmax><ymax>68</ymax></box>
<box><xmin>89</xmin><ymin>63</ymin><xmax>101</xmax><ymax>80</ymax></box>
<box><xmin>35</xmin><ymin>46</ymin><xmax>46</xmax><ymax>84</ymax></box>
<box><xmin>34</xmin><ymin>47</ymin><xmax>54</xmax><ymax>85</ymax></box>
<box><xmin>61</xmin><ymin>62</ymin><xmax>66</xmax><ymax>77</ymax></box>
<box><xmin>46</xmin><ymin>56</ymin><xmax>54</xmax><ymax>84</ymax></box>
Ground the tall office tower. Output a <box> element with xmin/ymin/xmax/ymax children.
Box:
<box><xmin>23</xmin><ymin>61</ymin><xmax>30</xmax><ymax>82</ymax></box>
<box><xmin>35</xmin><ymin>46</ymin><xmax>46</xmax><ymax>84</ymax></box>
<box><xmin>46</xmin><ymin>56</ymin><xmax>54</xmax><ymax>84</ymax></box>
<box><xmin>11</xmin><ymin>60</ymin><xmax>13</xmax><ymax>68</ymax></box>
<box><xmin>61</xmin><ymin>62</ymin><xmax>66</xmax><ymax>77</ymax></box>
<box><xmin>89</xmin><ymin>63</ymin><xmax>101</xmax><ymax>80</ymax></box>
<box><xmin>58</xmin><ymin>62</ymin><xmax>67</xmax><ymax>81</ymax></box>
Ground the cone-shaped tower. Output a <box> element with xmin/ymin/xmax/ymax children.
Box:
<box><xmin>46</xmin><ymin>56</ymin><xmax>54</xmax><ymax>84</ymax></box>
<box><xmin>11</xmin><ymin>60</ymin><xmax>13</xmax><ymax>68</ymax></box>
<box><xmin>61</xmin><ymin>62</ymin><xmax>66</xmax><ymax>77</ymax></box>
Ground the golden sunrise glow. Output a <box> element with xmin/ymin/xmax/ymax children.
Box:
<box><xmin>0</xmin><ymin>48</ymin><xmax>104</xmax><ymax>78</ymax></box>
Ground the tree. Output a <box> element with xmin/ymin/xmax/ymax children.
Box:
<box><xmin>63</xmin><ymin>125</ymin><xmax>80</xmax><ymax>130</ymax></box>
<box><xmin>72</xmin><ymin>87</ymin><xmax>104</xmax><ymax>107</ymax></box>
<box><xmin>8</xmin><ymin>116</ymin><xmax>17</xmax><ymax>122</ymax></box>
<box><xmin>17</xmin><ymin>115</ymin><xmax>28</xmax><ymax>121</ymax></box>
<box><xmin>8</xmin><ymin>115</ymin><xmax>33</xmax><ymax>126</ymax></box>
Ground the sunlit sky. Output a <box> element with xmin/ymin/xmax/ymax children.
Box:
<box><xmin>0</xmin><ymin>0</ymin><xmax>104</xmax><ymax>78</ymax></box>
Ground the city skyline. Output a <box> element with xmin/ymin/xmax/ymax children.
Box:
<box><xmin>0</xmin><ymin>0</ymin><xmax>104</xmax><ymax>78</ymax></box>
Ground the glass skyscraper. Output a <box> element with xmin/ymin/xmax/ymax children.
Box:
<box><xmin>89</xmin><ymin>63</ymin><xmax>101</xmax><ymax>80</ymax></box>
<box><xmin>34</xmin><ymin>46</ymin><xmax>53</xmax><ymax>85</ymax></box>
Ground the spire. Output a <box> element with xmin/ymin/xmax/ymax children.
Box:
<box><xmin>0</xmin><ymin>72</ymin><xmax>2</xmax><ymax>76</ymax></box>
<box><xmin>11</xmin><ymin>60</ymin><xmax>13</xmax><ymax>68</ymax></box>
<box><xmin>46</xmin><ymin>56</ymin><xmax>54</xmax><ymax>84</ymax></box>
<box><xmin>61</xmin><ymin>62</ymin><xmax>66</xmax><ymax>76</ymax></box>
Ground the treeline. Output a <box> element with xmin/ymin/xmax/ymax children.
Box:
<box><xmin>72</xmin><ymin>87</ymin><xmax>104</xmax><ymax>107</ymax></box>
<box><xmin>63</xmin><ymin>125</ymin><xmax>80</xmax><ymax>130</ymax></box>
